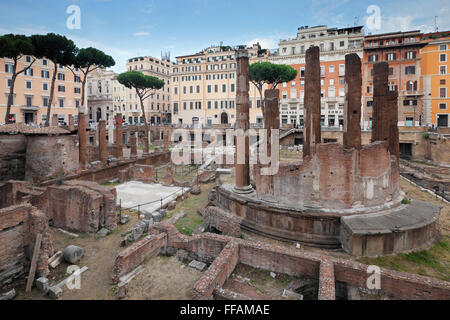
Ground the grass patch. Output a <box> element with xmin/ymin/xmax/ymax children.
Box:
<box><xmin>102</xmin><ymin>182</ymin><xmax>120</xmax><ymax>187</ymax></box>
<box><xmin>401</xmin><ymin>198</ymin><xmax>411</xmax><ymax>205</ymax></box>
<box><xmin>358</xmin><ymin>237</ymin><xmax>450</xmax><ymax>281</ymax></box>
<box><xmin>172</xmin><ymin>183</ymin><xmax>215</xmax><ymax>236</ymax></box>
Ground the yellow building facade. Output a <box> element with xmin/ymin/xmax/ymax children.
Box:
<box><xmin>421</xmin><ymin>32</ymin><xmax>450</xmax><ymax>127</ymax></box>
<box><xmin>171</xmin><ymin>44</ymin><xmax>269</xmax><ymax>127</ymax></box>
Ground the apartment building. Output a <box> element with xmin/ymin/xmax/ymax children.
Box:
<box><xmin>362</xmin><ymin>31</ymin><xmax>425</xmax><ymax>128</ymax></box>
<box><xmin>421</xmin><ymin>32</ymin><xmax>450</xmax><ymax>127</ymax></box>
<box><xmin>171</xmin><ymin>44</ymin><xmax>269</xmax><ymax>127</ymax></box>
<box><xmin>125</xmin><ymin>56</ymin><xmax>172</xmax><ymax>125</ymax></box>
<box><xmin>270</xmin><ymin>25</ymin><xmax>364</xmax><ymax>128</ymax></box>
<box><xmin>0</xmin><ymin>56</ymin><xmax>82</xmax><ymax>125</ymax></box>
<box><xmin>86</xmin><ymin>68</ymin><xmax>118</xmax><ymax>123</ymax></box>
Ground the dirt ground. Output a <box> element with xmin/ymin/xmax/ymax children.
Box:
<box><xmin>124</xmin><ymin>255</ymin><xmax>202</xmax><ymax>300</ymax></box>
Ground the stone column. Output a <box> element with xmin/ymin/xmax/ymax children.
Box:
<box><xmin>78</xmin><ymin>113</ymin><xmax>88</xmax><ymax>168</ymax></box>
<box><xmin>130</xmin><ymin>128</ymin><xmax>137</xmax><ymax>159</ymax></box>
<box><xmin>304</xmin><ymin>46</ymin><xmax>321</xmax><ymax>158</ymax></box>
<box><xmin>343</xmin><ymin>53</ymin><xmax>362</xmax><ymax>150</ymax></box>
<box><xmin>68</xmin><ymin>115</ymin><xmax>75</xmax><ymax>131</ymax></box>
<box><xmin>371</xmin><ymin>62</ymin><xmax>390</xmax><ymax>143</ymax></box>
<box><xmin>264</xmin><ymin>89</ymin><xmax>280</xmax><ymax>158</ymax></box>
<box><xmin>163</xmin><ymin>128</ymin><xmax>169</xmax><ymax>151</ymax></box>
<box><xmin>115</xmin><ymin>113</ymin><xmax>123</xmax><ymax>159</ymax></box>
<box><xmin>388</xmin><ymin>91</ymin><xmax>399</xmax><ymax>159</ymax></box>
<box><xmin>234</xmin><ymin>49</ymin><xmax>252</xmax><ymax>194</ymax></box>
<box><xmin>52</xmin><ymin>114</ymin><xmax>59</xmax><ymax>127</ymax></box>
<box><xmin>98</xmin><ymin>120</ymin><xmax>108</xmax><ymax>164</ymax></box>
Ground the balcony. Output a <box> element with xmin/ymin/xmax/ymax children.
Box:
<box><xmin>403</xmin><ymin>90</ymin><xmax>424</xmax><ymax>96</ymax></box>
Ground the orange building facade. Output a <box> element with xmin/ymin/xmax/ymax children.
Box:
<box><xmin>420</xmin><ymin>32</ymin><xmax>450</xmax><ymax>127</ymax></box>
<box><xmin>270</xmin><ymin>25</ymin><xmax>364</xmax><ymax>128</ymax></box>
<box><xmin>362</xmin><ymin>31</ymin><xmax>425</xmax><ymax>128</ymax></box>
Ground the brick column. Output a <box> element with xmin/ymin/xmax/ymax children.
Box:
<box><xmin>163</xmin><ymin>129</ymin><xmax>169</xmax><ymax>151</ymax></box>
<box><xmin>371</xmin><ymin>62</ymin><xmax>390</xmax><ymax>143</ymax></box>
<box><xmin>142</xmin><ymin>128</ymin><xmax>149</xmax><ymax>156</ymax></box>
<box><xmin>318</xmin><ymin>259</ymin><xmax>336</xmax><ymax>300</ymax></box>
<box><xmin>264</xmin><ymin>89</ymin><xmax>280</xmax><ymax>158</ymax></box>
<box><xmin>98</xmin><ymin>120</ymin><xmax>108</xmax><ymax>164</ymax></box>
<box><xmin>388</xmin><ymin>91</ymin><xmax>399</xmax><ymax>159</ymax></box>
<box><xmin>234</xmin><ymin>49</ymin><xmax>252</xmax><ymax>194</ymax></box>
<box><xmin>115</xmin><ymin>114</ymin><xmax>123</xmax><ymax>159</ymax></box>
<box><xmin>343</xmin><ymin>53</ymin><xmax>362</xmax><ymax>150</ymax></box>
<box><xmin>78</xmin><ymin>113</ymin><xmax>88</xmax><ymax>169</ymax></box>
<box><xmin>130</xmin><ymin>129</ymin><xmax>137</xmax><ymax>159</ymax></box>
<box><xmin>304</xmin><ymin>46</ymin><xmax>321</xmax><ymax>158</ymax></box>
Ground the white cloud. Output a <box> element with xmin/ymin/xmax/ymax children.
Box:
<box><xmin>133</xmin><ymin>31</ymin><xmax>150</xmax><ymax>37</ymax></box>
<box><xmin>246</xmin><ymin>37</ymin><xmax>278</xmax><ymax>50</ymax></box>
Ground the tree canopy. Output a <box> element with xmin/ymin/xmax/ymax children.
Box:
<box><xmin>250</xmin><ymin>61</ymin><xmax>298</xmax><ymax>89</ymax></box>
<box><xmin>30</xmin><ymin>33</ymin><xmax>77</xmax><ymax>65</ymax></box>
<box><xmin>74</xmin><ymin>47</ymin><xmax>115</xmax><ymax>71</ymax></box>
<box><xmin>117</xmin><ymin>71</ymin><xmax>165</xmax><ymax>125</ymax></box>
<box><xmin>117</xmin><ymin>71</ymin><xmax>165</xmax><ymax>95</ymax></box>
<box><xmin>0</xmin><ymin>34</ymin><xmax>34</xmax><ymax>59</ymax></box>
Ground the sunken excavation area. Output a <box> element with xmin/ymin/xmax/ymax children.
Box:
<box><xmin>214</xmin><ymin>47</ymin><xmax>442</xmax><ymax>256</ymax></box>
<box><xmin>0</xmin><ymin>47</ymin><xmax>448</xmax><ymax>301</ymax></box>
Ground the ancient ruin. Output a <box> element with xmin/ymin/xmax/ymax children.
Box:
<box><xmin>0</xmin><ymin>48</ymin><xmax>448</xmax><ymax>302</ymax></box>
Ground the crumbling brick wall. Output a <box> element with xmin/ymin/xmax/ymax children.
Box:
<box><xmin>199</xmin><ymin>206</ymin><xmax>243</xmax><ymax>237</ymax></box>
<box><xmin>111</xmin><ymin>233</ymin><xmax>166</xmax><ymax>283</ymax></box>
<box><xmin>36</xmin><ymin>180</ymin><xmax>117</xmax><ymax>233</ymax></box>
<box><xmin>0</xmin><ymin>204</ymin><xmax>53</xmax><ymax>283</ymax></box>
<box><xmin>192</xmin><ymin>241</ymin><xmax>239</xmax><ymax>300</ymax></box>
<box><xmin>25</xmin><ymin>135</ymin><xmax>79</xmax><ymax>184</ymax></box>
<box><xmin>0</xmin><ymin>134</ymin><xmax>27</xmax><ymax>182</ymax></box>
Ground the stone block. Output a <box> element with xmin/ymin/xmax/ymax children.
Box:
<box><xmin>188</xmin><ymin>260</ymin><xmax>207</xmax><ymax>271</ymax></box>
<box><xmin>36</xmin><ymin>277</ymin><xmax>49</xmax><ymax>293</ymax></box>
<box><xmin>48</xmin><ymin>286</ymin><xmax>62</xmax><ymax>300</ymax></box>
<box><xmin>97</xmin><ymin>228</ymin><xmax>110</xmax><ymax>238</ymax></box>
<box><xmin>63</xmin><ymin>245</ymin><xmax>85</xmax><ymax>264</ymax></box>
<box><xmin>0</xmin><ymin>289</ymin><xmax>16</xmax><ymax>301</ymax></box>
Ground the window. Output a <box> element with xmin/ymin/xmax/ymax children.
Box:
<box><xmin>43</xmin><ymin>59</ymin><xmax>47</xmax><ymax>66</ymax></box>
<box><xmin>58</xmin><ymin>85</ymin><xmax>65</xmax><ymax>92</ymax></box>
<box><xmin>222</xmin><ymin>84</ymin><xmax>226</xmax><ymax>93</ymax></box>
<box><xmin>6</xmin><ymin>78</ymin><xmax>12</xmax><ymax>88</ymax></box>
<box><xmin>339</xmin><ymin>78</ymin><xmax>345</xmax><ymax>85</ymax></box>
<box><xmin>329</xmin><ymin>65</ymin><xmax>335</xmax><ymax>73</ymax></box>
<box><xmin>26</xmin><ymin>80</ymin><xmax>32</xmax><ymax>89</ymax></box>
<box><xmin>57</xmin><ymin>73</ymin><xmax>65</xmax><ymax>81</ymax></box>
<box><xmin>405</xmin><ymin>66</ymin><xmax>416</xmax><ymax>75</ymax></box>
<box><xmin>59</xmin><ymin>99</ymin><xmax>64</xmax><ymax>108</ymax></box>
<box><xmin>5</xmin><ymin>64</ymin><xmax>14</xmax><ymax>73</ymax></box>
<box><xmin>43</xmin><ymin>97</ymin><xmax>49</xmax><ymax>107</ymax></box>
<box><xmin>300</xmin><ymin>68</ymin><xmax>305</xmax><ymax>78</ymax></box>
<box><xmin>367</xmin><ymin>100</ymin><xmax>373</xmax><ymax>107</ymax></box>
<box><xmin>340</xmin><ymin>41</ymin><xmax>345</xmax><ymax>47</ymax></box>
<box><xmin>440</xmin><ymin>66</ymin><xmax>447</xmax><ymax>75</ymax></box>
<box><xmin>74</xmin><ymin>75</ymin><xmax>81</xmax><ymax>83</ymax></box>
<box><xmin>369</xmin><ymin>54</ymin><xmax>378</xmax><ymax>62</ymax></box>
<box><xmin>386</xmin><ymin>53</ymin><xmax>396</xmax><ymax>61</ymax></box>
<box><xmin>440</xmin><ymin>44</ymin><xmax>447</xmax><ymax>51</ymax></box>
<box><xmin>25</xmin><ymin>68</ymin><xmax>33</xmax><ymax>76</ymax></box>
<box><xmin>405</xmin><ymin>51</ymin><xmax>416</xmax><ymax>59</ymax></box>
<box><xmin>231</xmin><ymin>84</ymin><xmax>235</xmax><ymax>92</ymax></box>
<box><xmin>26</xmin><ymin>96</ymin><xmax>32</xmax><ymax>107</ymax></box>
<box><xmin>439</xmin><ymin>103</ymin><xmax>447</xmax><ymax>110</ymax></box>
<box><xmin>440</xmin><ymin>88</ymin><xmax>447</xmax><ymax>98</ymax></box>
<box><xmin>329</xmin><ymin>79</ymin><xmax>334</xmax><ymax>86</ymax></box>
<box><xmin>74</xmin><ymin>87</ymin><xmax>81</xmax><ymax>94</ymax></box>
<box><xmin>440</xmin><ymin>54</ymin><xmax>446</xmax><ymax>62</ymax></box>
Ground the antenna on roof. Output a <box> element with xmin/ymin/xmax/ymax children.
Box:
<box><xmin>354</xmin><ymin>16</ymin><xmax>360</xmax><ymax>26</ymax></box>
<box><xmin>434</xmin><ymin>16</ymin><xmax>439</xmax><ymax>32</ymax></box>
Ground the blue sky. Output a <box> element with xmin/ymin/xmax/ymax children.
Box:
<box><xmin>1</xmin><ymin>0</ymin><xmax>449</xmax><ymax>72</ymax></box>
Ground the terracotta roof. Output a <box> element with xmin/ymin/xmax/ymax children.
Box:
<box><xmin>0</xmin><ymin>123</ymin><xmax>70</xmax><ymax>135</ymax></box>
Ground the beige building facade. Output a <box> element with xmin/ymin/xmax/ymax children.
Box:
<box><xmin>0</xmin><ymin>56</ymin><xmax>82</xmax><ymax>125</ymax></box>
<box><xmin>171</xmin><ymin>44</ymin><xmax>270</xmax><ymax>127</ymax></box>
<box><xmin>125</xmin><ymin>56</ymin><xmax>172</xmax><ymax>125</ymax></box>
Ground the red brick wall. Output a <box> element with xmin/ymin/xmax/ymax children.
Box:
<box><xmin>192</xmin><ymin>241</ymin><xmax>239</xmax><ymax>300</ymax></box>
<box><xmin>111</xmin><ymin>234</ymin><xmax>166</xmax><ymax>283</ymax></box>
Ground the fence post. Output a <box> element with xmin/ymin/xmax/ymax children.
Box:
<box><xmin>138</xmin><ymin>204</ymin><xmax>140</xmax><ymax>217</ymax></box>
<box><xmin>160</xmin><ymin>198</ymin><xmax>163</xmax><ymax>210</ymax></box>
<box><xmin>119</xmin><ymin>199</ymin><xmax>122</xmax><ymax>221</ymax></box>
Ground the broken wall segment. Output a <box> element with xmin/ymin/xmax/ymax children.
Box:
<box><xmin>149</xmin><ymin>223</ymin><xmax>450</xmax><ymax>300</ymax></box>
<box><xmin>111</xmin><ymin>233</ymin><xmax>167</xmax><ymax>283</ymax></box>
<box><xmin>199</xmin><ymin>206</ymin><xmax>243</xmax><ymax>237</ymax></box>
<box><xmin>0</xmin><ymin>204</ymin><xmax>54</xmax><ymax>286</ymax></box>
<box><xmin>36</xmin><ymin>180</ymin><xmax>118</xmax><ymax>233</ymax></box>
<box><xmin>372</xmin><ymin>62</ymin><xmax>390</xmax><ymax>143</ymax></box>
<box><xmin>192</xmin><ymin>240</ymin><xmax>239</xmax><ymax>300</ymax></box>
